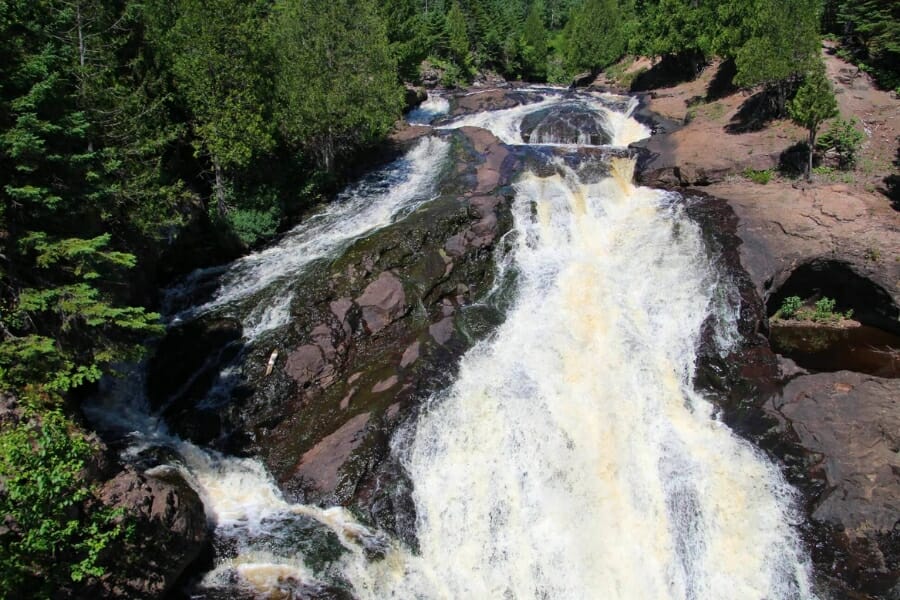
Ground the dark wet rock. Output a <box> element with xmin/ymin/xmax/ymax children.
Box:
<box><xmin>149</xmin><ymin>128</ymin><xmax>519</xmax><ymax>534</ymax></box>
<box><xmin>768</xmin><ymin>372</ymin><xmax>900</xmax><ymax>595</ymax></box>
<box><xmin>520</xmin><ymin>105</ymin><xmax>612</xmax><ymax>146</ymax></box>
<box><xmin>471</xmin><ymin>70</ymin><xmax>507</xmax><ymax>88</ymax></box>
<box><xmin>449</xmin><ymin>89</ymin><xmax>543</xmax><ymax>117</ymax></box>
<box><xmin>96</xmin><ymin>467</ymin><xmax>209</xmax><ymax>599</ymax></box>
<box><xmin>400</xmin><ymin>341</ymin><xmax>420</xmax><ymax>368</ymax></box>
<box><xmin>419</xmin><ymin>60</ymin><xmax>444</xmax><ymax>88</ymax></box>
<box><xmin>685</xmin><ymin>192</ymin><xmax>900</xmax><ymax>598</ymax></box>
<box><xmin>630</xmin><ymin>94</ymin><xmax>683</xmax><ymax>137</ymax></box>
<box><xmin>404</xmin><ymin>85</ymin><xmax>427</xmax><ymax>112</ymax></box>
<box><xmin>704</xmin><ymin>183</ymin><xmax>900</xmax><ymax>336</ymax></box>
<box><xmin>285</xmin><ymin>345</ymin><xmax>330</xmax><ymax>387</ymax></box>
<box><xmin>570</xmin><ymin>71</ymin><xmax>595</xmax><ymax>89</ymax></box>
<box><xmin>291</xmin><ymin>412</ymin><xmax>372</xmax><ymax>495</ymax></box>
<box><xmin>147</xmin><ymin>316</ymin><xmax>243</xmax><ymax>420</ymax></box>
<box><xmin>356</xmin><ymin>271</ymin><xmax>407</xmax><ymax>334</ymax></box>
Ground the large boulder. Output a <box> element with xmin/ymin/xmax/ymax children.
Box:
<box><xmin>96</xmin><ymin>467</ymin><xmax>209</xmax><ymax>598</ymax></box>
<box><xmin>768</xmin><ymin>372</ymin><xmax>900</xmax><ymax>596</ymax></box>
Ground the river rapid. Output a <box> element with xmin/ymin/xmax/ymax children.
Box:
<box><xmin>88</xmin><ymin>88</ymin><xmax>817</xmax><ymax>599</ymax></box>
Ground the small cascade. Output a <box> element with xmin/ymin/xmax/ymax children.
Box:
<box><xmin>163</xmin><ymin>135</ymin><xmax>451</xmax><ymax>342</ymax></box>
<box><xmin>440</xmin><ymin>89</ymin><xmax>650</xmax><ymax>147</ymax></box>
<box><xmin>406</xmin><ymin>93</ymin><xmax>450</xmax><ymax>125</ymax></box>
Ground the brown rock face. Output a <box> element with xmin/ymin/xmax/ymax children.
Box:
<box><xmin>97</xmin><ymin>467</ymin><xmax>208</xmax><ymax>598</ymax></box>
<box><xmin>356</xmin><ymin>271</ymin><xmax>407</xmax><ymax>334</ymax></box>
<box><xmin>770</xmin><ymin>372</ymin><xmax>900</xmax><ymax>594</ymax></box>
<box><xmin>292</xmin><ymin>412</ymin><xmax>371</xmax><ymax>495</ymax></box>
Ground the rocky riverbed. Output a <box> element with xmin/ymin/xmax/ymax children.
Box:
<box><xmin>86</xmin><ymin>70</ymin><xmax>898</xmax><ymax>598</ymax></box>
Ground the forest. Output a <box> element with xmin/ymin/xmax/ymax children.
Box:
<box><xmin>0</xmin><ymin>0</ymin><xmax>898</xmax><ymax>595</ymax></box>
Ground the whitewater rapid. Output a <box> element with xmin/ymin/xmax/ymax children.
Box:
<box><xmin>90</xmin><ymin>88</ymin><xmax>817</xmax><ymax>599</ymax></box>
<box><xmin>164</xmin><ymin>135</ymin><xmax>451</xmax><ymax>341</ymax></box>
<box><xmin>336</xmin><ymin>159</ymin><xmax>815</xmax><ymax>599</ymax></box>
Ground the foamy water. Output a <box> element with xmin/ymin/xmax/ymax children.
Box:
<box><xmin>89</xmin><ymin>93</ymin><xmax>816</xmax><ymax>599</ymax></box>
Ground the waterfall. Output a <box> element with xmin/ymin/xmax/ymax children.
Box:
<box><xmin>89</xmin><ymin>89</ymin><xmax>817</xmax><ymax>599</ymax></box>
<box><xmin>337</xmin><ymin>158</ymin><xmax>815</xmax><ymax>599</ymax></box>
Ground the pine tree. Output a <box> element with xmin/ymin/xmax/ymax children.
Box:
<box><xmin>0</xmin><ymin>0</ymin><xmax>164</xmax><ymax>395</ymax></box>
<box><xmin>446</xmin><ymin>1</ymin><xmax>471</xmax><ymax>68</ymax></box>
<box><xmin>565</xmin><ymin>0</ymin><xmax>626</xmax><ymax>73</ymax></box>
<box><xmin>522</xmin><ymin>0</ymin><xmax>549</xmax><ymax>80</ymax></box>
<box><xmin>733</xmin><ymin>0</ymin><xmax>821</xmax><ymax>94</ymax></box>
<box><xmin>788</xmin><ymin>60</ymin><xmax>839</xmax><ymax>180</ymax></box>
<box><xmin>163</xmin><ymin>0</ymin><xmax>274</xmax><ymax>216</ymax></box>
<box><xmin>273</xmin><ymin>0</ymin><xmax>403</xmax><ymax>170</ymax></box>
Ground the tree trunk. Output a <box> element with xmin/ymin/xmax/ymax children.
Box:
<box><xmin>76</xmin><ymin>3</ymin><xmax>94</xmax><ymax>154</ymax></box>
<box><xmin>806</xmin><ymin>127</ymin><xmax>816</xmax><ymax>181</ymax></box>
<box><xmin>213</xmin><ymin>158</ymin><xmax>227</xmax><ymax>217</ymax></box>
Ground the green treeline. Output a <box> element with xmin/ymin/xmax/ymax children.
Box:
<box><xmin>385</xmin><ymin>0</ymin><xmax>896</xmax><ymax>89</ymax></box>
<box><xmin>0</xmin><ymin>0</ymin><xmax>897</xmax><ymax>594</ymax></box>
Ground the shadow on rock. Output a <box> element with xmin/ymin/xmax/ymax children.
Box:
<box><xmin>630</xmin><ymin>52</ymin><xmax>707</xmax><ymax>92</ymax></box>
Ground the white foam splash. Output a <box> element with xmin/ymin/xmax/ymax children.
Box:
<box><xmin>406</xmin><ymin>93</ymin><xmax>451</xmax><ymax>125</ymax></box>
<box><xmin>440</xmin><ymin>90</ymin><xmax>650</xmax><ymax>147</ymax></box>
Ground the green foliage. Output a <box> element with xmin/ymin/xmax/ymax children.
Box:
<box><xmin>521</xmin><ymin>1</ymin><xmax>549</xmax><ymax>80</ymax></box>
<box><xmin>788</xmin><ymin>61</ymin><xmax>839</xmax><ymax>178</ymax></box>
<box><xmin>162</xmin><ymin>0</ymin><xmax>274</xmax><ymax>213</ymax></box>
<box><xmin>0</xmin><ymin>410</ymin><xmax>123</xmax><ymax>596</ymax></box>
<box><xmin>775</xmin><ymin>295</ymin><xmax>854</xmax><ymax>322</ymax></box>
<box><xmin>835</xmin><ymin>0</ymin><xmax>900</xmax><ymax>90</ymax></box>
<box><xmin>743</xmin><ymin>169</ymin><xmax>773</xmax><ymax>184</ymax></box>
<box><xmin>640</xmin><ymin>0</ymin><xmax>716</xmax><ymax>58</ymax></box>
<box><xmin>731</xmin><ymin>0</ymin><xmax>815</xmax><ymax>81</ymax></box>
<box><xmin>777</xmin><ymin>296</ymin><xmax>803</xmax><ymax>319</ymax></box>
<box><xmin>817</xmin><ymin>117</ymin><xmax>865</xmax><ymax>169</ymax></box>
<box><xmin>272</xmin><ymin>0</ymin><xmax>403</xmax><ymax>170</ymax></box>
<box><xmin>565</xmin><ymin>0</ymin><xmax>628</xmax><ymax>73</ymax></box>
<box><xmin>446</xmin><ymin>1</ymin><xmax>470</xmax><ymax>68</ymax></box>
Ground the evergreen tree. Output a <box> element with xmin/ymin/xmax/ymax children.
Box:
<box><xmin>273</xmin><ymin>0</ymin><xmax>403</xmax><ymax>170</ymax></box>
<box><xmin>788</xmin><ymin>60</ymin><xmax>839</xmax><ymax>180</ymax></box>
<box><xmin>0</xmin><ymin>0</ymin><xmax>163</xmax><ymax>394</ymax></box>
<box><xmin>836</xmin><ymin>0</ymin><xmax>899</xmax><ymax>89</ymax></box>
<box><xmin>163</xmin><ymin>0</ymin><xmax>274</xmax><ymax>216</ymax></box>
<box><xmin>565</xmin><ymin>0</ymin><xmax>626</xmax><ymax>73</ymax></box>
<box><xmin>446</xmin><ymin>1</ymin><xmax>471</xmax><ymax>68</ymax></box>
<box><xmin>733</xmin><ymin>0</ymin><xmax>821</xmax><ymax>93</ymax></box>
<box><xmin>640</xmin><ymin>0</ymin><xmax>716</xmax><ymax>58</ymax></box>
<box><xmin>522</xmin><ymin>0</ymin><xmax>549</xmax><ymax>80</ymax></box>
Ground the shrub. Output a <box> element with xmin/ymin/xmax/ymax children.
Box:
<box><xmin>817</xmin><ymin>117</ymin><xmax>865</xmax><ymax>169</ymax></box>
<box><xmin>744</xmin><ymin>169</ymin><xmax>773</xmax><ymax>184</ymax></box>
<box><xmin>226</xmin><ymin>208</ymin><xmax>280</xmax><ymax>246</ymax></box>
<box><xmin>776</xmin><ymin>295</ymin><xmax>854</xmax><ymax>323</ymax></box>
<box><xmin>0</xmin><ymin>410</ymin><xmax>123</xmax><ymax>597</ymax></box>
<box><xmin>778</xmin><ymin>296</ymin><xmax>803</xmax><ymax>318</ymax></box>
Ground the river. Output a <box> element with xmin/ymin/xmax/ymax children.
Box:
<box><xmin>88</xmin><ymin>88</ymin><xmax>816</xmax><ymax>599</ymax></box>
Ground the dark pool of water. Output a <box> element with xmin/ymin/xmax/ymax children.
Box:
<box><xmin>770</xmin><ymin>323</ymin><xmax>900</xmax><ymax>378</ymax></box>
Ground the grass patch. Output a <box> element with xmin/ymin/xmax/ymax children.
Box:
<box><xmin>774</xmin><ymin>295</ymin><xmax>854</xmax><ymax>324</ymax></box>
<box><xmin>743</xmin><ymin>168</ymin><xmax>773</xmax><ymax>184</ymax></box>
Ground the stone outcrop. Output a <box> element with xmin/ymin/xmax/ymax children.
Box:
<box><xmin>95</xmin><ymin>467</ymin><xmax>209</xmax><ymax>598</ymax></box>
<box><xmin>768</xmin><ymin>372</ymin><xmax>899</xmax><ymax>596</ymax></box>
<box><xmin>701</xmin><ymin>181</ymin><xmax>900</xmax><ymax>334</ymax></box>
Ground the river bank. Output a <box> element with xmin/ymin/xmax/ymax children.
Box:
<box><xmin>600</xmin><ymin>51</ymin><xmax>899</xmax><ymax>597</ymax></box>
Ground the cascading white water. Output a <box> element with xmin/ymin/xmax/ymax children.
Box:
<box><xmin>335</xmin><ymin>159</ymin><xmax>815</xmax><ymax>599</ymax></box>
<box><xmin>441</xmin><ymin>90</ymin><xmax>650</xmax><ymax>147</ymax></box>
<box><xmin>407</xmin><ymin>93</ymin><xmax>451</xmax><ymax>125</ymax></box>
<box><xmin>164</xmin><ymin>135</ymin><xmax>450</xmax><ymax>341</ymax></box>
<box><xmin>90</xmin><ymin>91</ymin><xmax>819</xmax><ymax>599</ymax></box>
